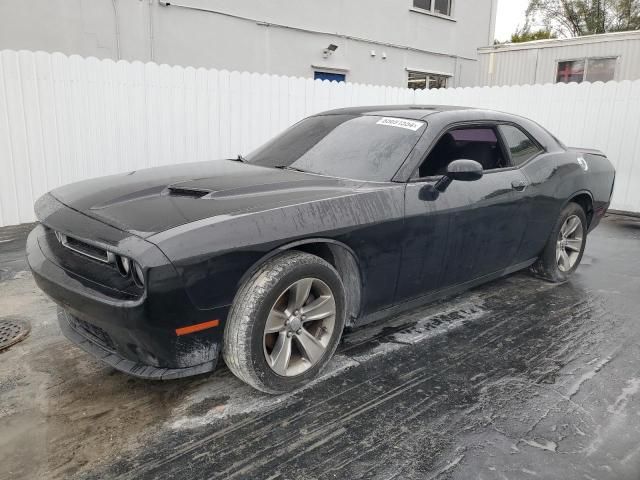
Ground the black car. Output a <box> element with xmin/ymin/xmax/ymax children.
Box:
<box><xmin>27</xmin><ymin>105</ymin><xmax>616</xmax><ymax>393</ymax></box>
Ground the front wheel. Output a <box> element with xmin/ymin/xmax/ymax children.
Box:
<box><xmin>223</xmin><ymin>251</ymin><xmax>346</xmax><ymax>394</ymax></box>
<box><xmin>531</xmin><ymin>202</ymin><xmax>587</xmax><ymax>283</ymax></box>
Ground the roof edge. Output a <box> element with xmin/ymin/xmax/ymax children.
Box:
<box><xmin>479</xmin><ymin>29</ymin><xmax>640</xmax><ymax>53</ymax></box>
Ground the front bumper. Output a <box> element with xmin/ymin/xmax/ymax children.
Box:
<box><xmin>57</xmin><ymin>308</ymin><xmax>216</xmax><ymax>379</ymax></box>
<box><xmin>27</xmin><ymin>199</ymin><xmax>229</xmax><ymax>378</ymax></box>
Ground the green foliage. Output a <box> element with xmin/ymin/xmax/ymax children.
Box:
<box><xmin>510</xmin><ymin>27</ymin><xmax>557</xmax><ymax>42</ymax></box>
<box><xmin>526</xmin><ymin>0</ymin><xmax>640</xmax><ymax>37</ymax></box>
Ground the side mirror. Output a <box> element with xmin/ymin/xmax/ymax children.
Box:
<box><xmin>446</xmin><ymin>159</ymin><xmax>484</xmax><ymax>181</ymax></box>
<box><xmin>435</xmin><ymin>159</ymin><xmax>483</xmax><ymax>192</ymax></box>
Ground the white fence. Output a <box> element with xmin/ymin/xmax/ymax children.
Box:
<box><xmin>0</xmin><ymin>49</ymin><xmax>639</xmax><ymax>227</ymax></box>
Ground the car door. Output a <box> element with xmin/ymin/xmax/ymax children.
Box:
<box><xmin>440</xmin><ymin>167</ymin><xmax>530</xmax><ymax>286</ymax></box>
<box><xmin>395</xmin><ymin>124</ymin><xmax>531</xmax><ymax>302</ymax></box>
<box><xmin>496</xmin><ymin>123</ymin><xmax>550</xmax><ymax>265</ymax></box>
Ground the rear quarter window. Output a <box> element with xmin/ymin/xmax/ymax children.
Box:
<box><xmin>499</xmin><ymin>125</ymin><xmax>544</xmax><ymax>167</ymax></box>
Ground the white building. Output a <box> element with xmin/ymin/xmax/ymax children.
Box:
<box><xmin>478</xmin><ymin>30</ymin><xmax>640</xmax><ymax>87</ymax></box>
<box><xmin>0</xmin><ymin>0</ymin><xmax>497</xmax><ymax>89</ymax></box>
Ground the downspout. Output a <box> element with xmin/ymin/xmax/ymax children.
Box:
<box><xmin>454</xmin><ymin>56</ymin><xmax>459</xmax><ymax>87</ymax></box>
<box><xmin>149</xmin><ymin>0</ymin><xmax>155</xmax><ymax>62</ymax></box>
<box><xmin>486</xmin><ymin>0</ymin><xmax>498</xmax><ymax>86</ymax></box>
<box><xmin>488</xmin><ymin>0</ymin><xmax>497</xmax><ymax>45</ymax></box>
<box><xmin>111</xmin><ymin>0</ymin><xmax>121</xmax><ymax>60</ymax></box>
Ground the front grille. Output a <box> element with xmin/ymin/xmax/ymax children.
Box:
<box><xmin>68</xmin><ymin>315</ymin><xmax>116</xmax><ymax>352</ymax></box>
<box><xmin>56</xmin><ymin>232</ymin><xmax>115</xmax><ymax>264</ymax></box>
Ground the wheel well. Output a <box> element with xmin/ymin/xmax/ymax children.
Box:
<box><xmin>291</xmin><ymin>242</ymin><xmax>362</xmax><ymax>326</ymax></box>
<box><xmin>293</xmin><ymin>243</ymin><xmax>335</xmax><ymax>267</ymax></box>
<box><xmin>570</xmin><ymin>193</ymin><xmax>594</xmax><ymax>227</ymax></box>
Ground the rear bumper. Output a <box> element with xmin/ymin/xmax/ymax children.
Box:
<box><xmin>27</xmin><ymin>211</ymin><xmax>228</xmax><ymax>378</ymax></box>
<box><xmin>589</xmin><ymin>202</ymin><xmax>610</xmax><ymax>233</ymax></box>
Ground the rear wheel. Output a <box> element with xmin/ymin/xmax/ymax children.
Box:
<box><xmin>531</xmin><ymin>202</ymin><xmax>587</xmax><ymax>283</ymax></box>
<box><xmin>223</xmin><ymin>251</ymin><xmax>346</xmax><ymax>394</ymax></box>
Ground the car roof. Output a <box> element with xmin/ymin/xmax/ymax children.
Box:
<box><xmin>314</xmin><ymin>105</ymin><xmax>477</xmax><ymax>120</ymax></box>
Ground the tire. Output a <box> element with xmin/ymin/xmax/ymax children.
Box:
<box><xmin>530</xmin><ymin>202</ymin><xmax>588</xmax><ymax>283</ymax></box>
<box><xmin>223</xmin><ymin>251</ymin><xmax>346</xmax><ymax>394</ymax></box>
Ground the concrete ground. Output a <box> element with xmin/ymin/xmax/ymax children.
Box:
<box><xmin>0</xmin><ymin>215</ymin><xmax>639</xmax><ymax>480</ymax></box>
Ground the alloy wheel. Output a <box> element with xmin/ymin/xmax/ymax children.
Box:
<box><xmin>263</xmin><ymin>277</ymin><xmax>336</xmax><ymax>377</ymax></box>
<box><xmin>556</xmin><ymin>214</ymin><xmax>584</xmax><ymax>272</ymax></box>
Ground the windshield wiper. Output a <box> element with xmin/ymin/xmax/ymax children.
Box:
<box><xmin>235</xmin><ymin>154</ymin><xmax>247</xmax><ymax>163</ymax></box>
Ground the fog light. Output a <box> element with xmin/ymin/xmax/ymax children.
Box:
<box><xmin>133</xmin><ymin>262</ymin><xmax>145</xmax><ymax>288</ymax></box>
<box><xmin>116</xmin><ymin>255</ymin><xmax>131</xmax><ymax>276</ymax></box>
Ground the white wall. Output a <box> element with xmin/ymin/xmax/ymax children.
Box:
<box><xmin>0</xmin><ymin>50</ymin><xmax>638</xmax><ymax>227</ymax></box>
<box><xmin>416</xmin><ymin>81</ymin><xmax>640</xmax><ymax>215</ymax></box>
<box><xmin>0</xmin><ymin>0</ymin><xmax>496</xmax><ymax>88</ymax></box>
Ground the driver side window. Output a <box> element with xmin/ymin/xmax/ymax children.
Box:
<box><xmin>419</xmin><ymin>127</ymin><xmax>507</xmax><ymax>178</ymax></box>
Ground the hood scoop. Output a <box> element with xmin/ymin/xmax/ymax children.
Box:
<box><xmin>165</xmin><ymin>177</ymin><xmax>333</xmax><ymax>201</ymax></box>
<box><xmin>163</xmin><ymin>173</ymin><xmax>354</xmax><ymax>202</ymax></box>
<box><xmin>166</xmin><ymin>186</ymin><xmax>213</xmax><ymax>199</ymax></box>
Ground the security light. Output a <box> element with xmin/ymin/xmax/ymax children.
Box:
<box><xmin>323</xmin><ymin>44</ymin><xmax>339</xmax><ymax>59</ymax></box>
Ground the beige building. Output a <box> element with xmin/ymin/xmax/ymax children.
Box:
<box><xmin>0</xmin><ymin>0</ymin><xmax>497</xmax><ymax>89</ymax></box>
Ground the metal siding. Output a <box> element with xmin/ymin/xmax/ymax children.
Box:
<box><xmin>480</xmin><ymin>35</ymin><xmax>640</xmax><ymax>87</ymax></box>
<box><xmin>0</xmin><ymin>49</ymin><xmax>638</xmax><ymax>227</ymax></box>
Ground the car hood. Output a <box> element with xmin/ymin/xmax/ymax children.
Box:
<box><xmin>50</xmin><ymin>160</ymin><xmax>363</xmax><ymax>238</ymax></box>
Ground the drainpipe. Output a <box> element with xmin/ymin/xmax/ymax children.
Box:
<box><xmin>149</xmin><ymin>0</ymin><xmax>155</xmax><ymax>62</ymax></box>
<box><xmin>111</xmin><ymin>0</ymin><xmax>121</xmax><ymax>60</ymax></box>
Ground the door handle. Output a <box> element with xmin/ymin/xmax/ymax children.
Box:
<box><xmin>511</xmin><ymin>180</ymin><xmax>528</xmax><ymax>192</ymax></box>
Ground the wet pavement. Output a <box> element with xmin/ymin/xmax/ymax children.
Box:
<box><xmin>1</xmin><ymin>215</ymin><xmax>639</xmax><ymax>480</ymax></box>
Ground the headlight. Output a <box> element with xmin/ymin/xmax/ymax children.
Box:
<box><xmin>133</xmin><ymin>262</ymin><xmax>145</xmax><ymax>288</ymax></box>
<box><xmin>116</xmin><ymin>255</ymin><xmax>131</xmax><ymax>277</ymax></box>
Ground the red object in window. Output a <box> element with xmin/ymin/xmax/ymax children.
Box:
<box><xmin>558</xmin><ymin>64</ymin><xmax>573</xmax><ymax>82</ymax></box>
<box><xmin>557</xmin><ymin>61</ymin><xmax>584</xmax><ymax>83</ymax></box>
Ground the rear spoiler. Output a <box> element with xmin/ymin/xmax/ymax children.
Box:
<box><xmin>568</xmin><ymin>147</ymin><xmax>607</xmax><ymax>158</ymax></box>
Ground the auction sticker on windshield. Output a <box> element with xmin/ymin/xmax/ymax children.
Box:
<box><xmin>376</xmin><ymin>117</ymin><xmax>425</xmax><ymax>131</ymax></box>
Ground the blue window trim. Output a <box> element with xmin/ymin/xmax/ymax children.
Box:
<box><xmin>314</xmin><ymin>71</ymin><xmax>346</xmax><ymax>83</ymax></box>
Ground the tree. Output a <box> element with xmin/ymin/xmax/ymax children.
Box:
<box><xmin>526</xmin><ymin>0</ymin><xmax>640</xmax><ymax>37</ymax></box>
<box><xmin>509</xmin><ymin>27</ymin><xmax>557</xmax><ymax>42</ymax></box>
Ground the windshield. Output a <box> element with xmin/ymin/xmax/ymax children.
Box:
<box><xmin>245</xmin><ymin>114</ymin><xmax>426</xmax><ymax>181</ymax></box>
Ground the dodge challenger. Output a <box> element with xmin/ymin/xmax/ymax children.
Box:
<box><xmin>27</xmin><ymin>105</ymin><xmax>616</xmax><ymax>393</ymax></box>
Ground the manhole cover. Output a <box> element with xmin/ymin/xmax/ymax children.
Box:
<box><xmin>0</xmin><ymin>318</ymin><xmax>30</xmax><ymax>351</ymax></box>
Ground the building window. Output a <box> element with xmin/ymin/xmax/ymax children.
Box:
<box><xmin>434</xmin><ymin>0</ymin><xmax>451</xmax><ymax>15</ymax></box>
<box><xmin>556</xmin><ymin>57</ymin><xmax>616</xmax><ymax>84</ymax></box>
<box><xmin>314</xmin><ymin>71</ymin><xmax>346</xmax><ymax>83</ymax></box>
<box><xmin>413</xmin><ymin>0</ymin><xmax>432</xmax><ymax>10</ymax></box>
<box><xmin>408</xmin><ymin>70</ymin><xmax>449</xmax><ymax>90</ymax></box>
<box><xmin>413</xmin><ymin>0</ymin><xmax>451</xmax><ymax>16</ymax></box>
<box><xmin>556</xmin><ymin>60</ymin><xmax>585</xmax><ymax>83</ymax></box>
<box><xmin>585</xmin><ymin>58</ymin><xmax>617</xmax><ymax>82</ymax></box>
